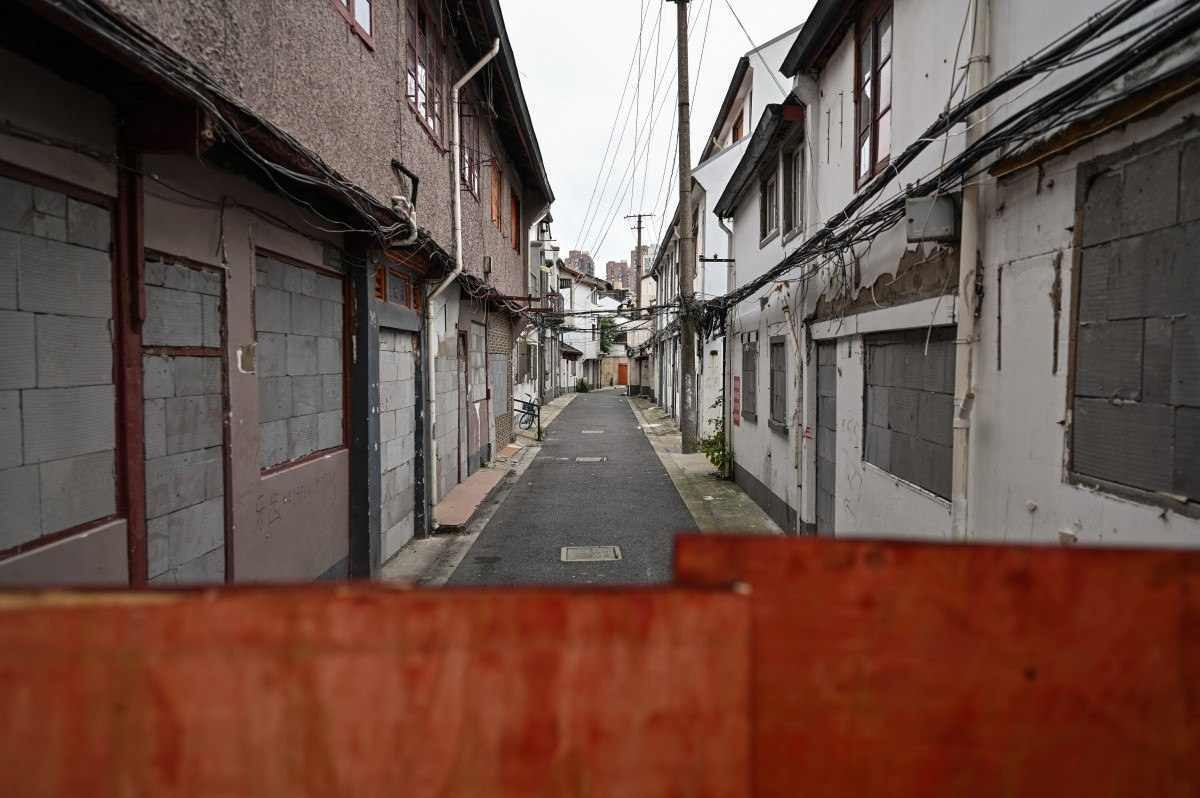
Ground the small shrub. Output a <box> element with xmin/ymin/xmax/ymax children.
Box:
<box><xmin>575</xmin><ymin>379</ymin><xmax>591</xmax><ymax>393</ymax></box>
<box><xmin>699</xmin><ymin>417</ymin><xmax>732</xmax><ymax>478</ymax></box>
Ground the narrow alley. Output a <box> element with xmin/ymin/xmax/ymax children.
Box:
<box><xmin>448</xmin><ymin>391</ymin><xmax>696</xmax><ymax>586</ymax></box>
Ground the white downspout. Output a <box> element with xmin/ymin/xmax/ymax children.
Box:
<box><xmin>951</xmin><ymin>1</ymin><xmax>989</xmax><ymax>540</ymax></box>
<box><xmin>423</xmin><ymin>37</ymin><xmax>500</xmax><ymax>523</ymax></box>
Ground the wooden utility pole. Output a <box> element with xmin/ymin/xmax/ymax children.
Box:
<box><xmin>624</xmin><ymin>213</ymin><xmax>654</xmax><ymax>311</ymax></box>
<box><xmin>670</xmin><ymin>0</ymin><xmax>698</xmax><ymax>453</ymax></box>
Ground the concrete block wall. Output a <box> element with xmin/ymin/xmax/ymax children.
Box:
<box><xmin>379</xmin><ymin>329</ymin><xmax>418</xmax><ymax>562</ymax></box>
<box><xmin>255</xmin><ymin>253</ymin><xmax>344</xmax><ymax>469</ymax></box>
<box><xmin>143</xmin><ymin>255</ymin><xmax>226</xmax><ymax>585</ymax></box>
<box><xmin>0</xmin><ymin>175</ymin><xmax>117</xmax><ymax>553</ymax></box>
<box><xmin>434</xmin><ymin>340</ymin><xmax>459</xmax><ymax>500</ymax></box>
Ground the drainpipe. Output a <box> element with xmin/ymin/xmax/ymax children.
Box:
<box><xmin>951</xmin><ymin>1</ymin><xmax>989</xmax><ymax>540</ymax></box>
<box><xmin>423</xmin><ymin>37</ymin><xmax>500</xmax><ymax>528</ymax></box>
<box><xmin>716</xmin><ymin>216</ymin><xmax>735</xmax><ymax>465</ymax></box>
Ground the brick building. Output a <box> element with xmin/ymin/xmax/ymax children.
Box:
<box><xmin>605</xmin><ymin>259</ymin><xmax>632</xmax><ymax>290</ymax></box>
<box><xmin>0</xmin><ymin>0</ymin><xmax>551</xmax><ymax>585</ymax></box>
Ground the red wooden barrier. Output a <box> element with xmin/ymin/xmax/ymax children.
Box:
<box><xmin>675</xmin><ymin>536</ymin><xmax>1200</xmax><ymax>797</ymax></box>
<box><xmin>0</xmin><ymin>586</ymin><xmax>751</xmax><ymax>797</ymax></box>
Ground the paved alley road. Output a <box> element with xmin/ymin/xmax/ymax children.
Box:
<box><xmin>448</xmin><ymin>391</ymin><xmax>696</xmax><ymax>586</ymax></box>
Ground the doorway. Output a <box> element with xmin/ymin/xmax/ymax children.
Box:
<box><xmin>815</xmin><ymin>341</ymin><xmax>837</xmax><ymax>535</ymax></box>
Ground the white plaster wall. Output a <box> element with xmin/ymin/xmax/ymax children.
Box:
<box><xmin>969</xmin><ymin>95</ymin><xmax>1200</xmax><ymax>547</ymax></box>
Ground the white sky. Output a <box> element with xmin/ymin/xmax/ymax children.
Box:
<box><xmin>504</xmin><ymin>0</ymin><xmax>814</xmax><ymax>268</ymax></box>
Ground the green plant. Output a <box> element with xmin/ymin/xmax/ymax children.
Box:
<box><xmin>699</xmin><ymin>416</ymin><xmax>732</xmax><ymax>478</ymax></box>
<box><xmin>575</xmin><ymin>379</ymin><xmax>591</xmax><ymax>393</ymax></box>
<box><xmin>599</xmin><ymin>316</ymin><xmax>616</xmax><ymax>354</ymax></box>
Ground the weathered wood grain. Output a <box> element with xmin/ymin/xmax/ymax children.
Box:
<box><xmin>675</xmin><ymin>535</ymin><xmax>1200</xmax><ymax>797</ymax></box>
<box><xmin>0</xmin><ymin>586</ymin><xmax>751</xmax><ymax>797</ymax></box>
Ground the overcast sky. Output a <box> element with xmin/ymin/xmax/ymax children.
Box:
<box><xmin>504</xmin><ymin>0</ymin><xmax>814</xmax><ymax>268</ymax></box>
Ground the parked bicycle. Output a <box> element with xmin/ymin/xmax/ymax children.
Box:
<box><xmin>514</xmin><ymin>394</ymin><xmax>538</xmax><ymax>431</ymax></box>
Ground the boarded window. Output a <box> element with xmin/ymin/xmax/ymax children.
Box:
<box><xmin>742</xmin><ymin>340</ymin><xmax>758</xmax><ymax>422</ymax></box>
<box><xmin>769</xmin><ymin>337</ymin><xmax>787</xmax><ymax>428</ymax></box>
<box><xmin>863</xmin><ymin>327</ymin><xmax>954</xmax><ymax>499</ymax></box>
<box><xmin>1071</xmin><ymin>132</ymin><xmax>1200</xmax><ymax>510</ymax></box>
<box><xmin>255</xmin><ymin>253</ymin><xmax>345</xmax><ymax>471</ymax></box>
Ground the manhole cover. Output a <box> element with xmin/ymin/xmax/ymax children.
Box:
<box><xmin>561</xmin><ymin>546</ymin><xmax>622</xmax><ymax>562</ymax></box>
<box><xmin>575</xmin><ymin>456</ymin><xmax>607</xmax><ymax>463</ymax></box>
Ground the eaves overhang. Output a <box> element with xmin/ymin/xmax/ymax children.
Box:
<box><xmin>713</xmin><ymin>97</ymin><xmax>806</xmax><ymax>219</ymax></box>
<box><xmin>781</xmin><ymin>0</ymin><xmax>855</xmax><ymax>78</ymax></box>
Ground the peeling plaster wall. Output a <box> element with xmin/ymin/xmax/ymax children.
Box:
<box><xmin>970</xmin><ymin>100</ymin><xmax>1200</xmax><ymax>547</ymax></box>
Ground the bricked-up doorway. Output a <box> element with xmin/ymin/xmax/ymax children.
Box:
<box><xmin>141</xmin><ymin>252</ymin><xmax>229</xmax><ymax>585</ymax></box>
<box><xmin>379</xmin><ymin>329</ymin><xmax>420</xmax><ymax>562</ymax></box>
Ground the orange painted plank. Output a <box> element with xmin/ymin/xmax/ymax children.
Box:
<box><xmin>0</xmin><ymin>586</ymin><xmax>750</xmax><ymax>798</ymax></box>
<box><xmin>675</xmin><ymin>535</ymin><xmax>1200</xmax><ymax>797</ymax></box>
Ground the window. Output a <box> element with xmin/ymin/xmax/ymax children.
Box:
<box><xmin>855</xmin><ymin>4</ymin><xmax>892</xmax><ymax>184</ymax></box>
<box><xmin>769</xmin><ymin>337</ymin><xmax>787</xmax><ymax>430</ymax></box>
<box><xmin>782</xmin><ymin>146</ymin><xmax>804</xmax><ymax>237</ymax></box>
<box><xmin>490</xmin><ymin>163</ymin><xmax>503</xmax><ymax>228</ymax></box>
<box><xmin>759</xmin><ymin>170</ymin><xmax>778</xmax><ymax>243</ymax></box>
<box><xmin>741</xmin><ymin>340</ymin><xmax>758</xmax><ymax>422</ymax></box>
<box><xmin>732</xmin><ymin>111</ymin><xmax>745</xmax><ymax>143</ymax></box>
<box><xmin>863</xmin><ymin>328</ymin><xmax>954</xmax><ymax>499</ymax></box>
<box><xmin>460</xmin><ymin>104</ymin><xmax>480</xmax><ymax>196</ymax></box>
<box><xmin>559</xmin><ymin>278</ymin><xmax>572</xmax><ymax>290</ymax></box>
<box><xmin>1069</xmin><ymin>131</ymin><xmax>1199</xmax><ymax>514</ymax></box>
<box><xmin>510</xmin><ymin>190</ymin><xmax>521</xmax><ymax>251</ymax></box>
<box><xmin>406</xmin><ymin>2</ymin><xmax>444</xmax><ymax>142</ymax></box>
<box><xmin>333</xmin><ymin>0</ymin><xmax>373</xmax><ymax>42</ymax></box>
<box><xmin>374</xmin><ymin>266</ymin><xmax>420</xmax><ymax>311</ymax></box>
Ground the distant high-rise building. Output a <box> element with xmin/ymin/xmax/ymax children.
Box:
<box><xmin>565</xmin><ymin>250</ymin><xmax>595</xmax><ymax>277</ymax></box>
<box><xmin>631</xmin><ymin>245</ymin><xmax>655</xmax><ymax>281</ymax></box>
<box><xmin>606</xmin><ymin>260</ymin><xmax>632</xmax><ymax>290</ymax></box>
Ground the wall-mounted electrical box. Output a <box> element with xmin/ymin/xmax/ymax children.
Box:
<box><xmin>905</xmin><ymin>195</ymin><xmax>960</xmax><ymax>242</ymax></box>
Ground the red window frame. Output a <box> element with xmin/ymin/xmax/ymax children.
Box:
<box><xmin>510</xmin><ymin>190</ymin><xmax>521</xmax><ymax>252</ymax></box>
<box><xmin>490</xmin><ymin>162</ymin><xmax>503</xmax><ymax>228</ymax></box>
<box><xmin>406</xmin><ymin>1</ymin><xmax>445</xmax><ymax>146</ymax></box>
<box><xmin>855</xmin><ymin>2</ymin><xmax>893</xmax><ymax>187</ymax></box>
<box><xmin>331</xmin><ymin>0</ymin><xmax>374</xmax><ymax>49</ymax></box>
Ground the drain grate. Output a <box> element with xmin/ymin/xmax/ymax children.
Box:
<box><xmin>561</xmin><ymin>546</ymin><xmax>622</xmax><ymax>562</ymax></box>
<box><xmin>575</xmin><ymin>456</ymin><xmax>607</xmax><ymax>463</ymax></box>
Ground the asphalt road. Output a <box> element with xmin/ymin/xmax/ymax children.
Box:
<box><xmin>447</xmin><ymin>391</ymin><xmax>697</xmax><ymax>586</ymax></box>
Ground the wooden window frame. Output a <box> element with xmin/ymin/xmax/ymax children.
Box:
<box><xmin>405</xmin><ymin>0</ymin><xmax>445</xmax><ymax>147</ymax></box>
<box><xmin>782</xmin><ymin>144</ymin><xmax>804</xmax><ymax>240</ymax></box>
<box><xmin>461</xmin><ymin>101</ymin><xmax>481</xmax><ymax>198</ymax></box>
<box><xmin>768</xmin><ymin>337</ymin><xmax>788</xmax><ymax>431</ymax></box>
<box><xmin>510</xmin><ymin>190</ymin><xmax>521</xmax><ymax>252</ymax></box>
<box><xmin>854</xmin><ymin>2</ymin><xmax>893</xmax><ymax>187</ymax></box>
<box><xmin>732</xmin><ymin>110</ymin><xmax>745</xmax><ymax>143</ymax></box>
<box><xmin>331</xmin><ymin>0</ymin><xmax>375</xmax><ymax>49</ymax></box>
<box><xmin>759</xmin><ymin>169</ymin><xmax>779</xmax><ymax>246</ymax></box>
<box><xmin>490</xmin><ymin>162</ymin><xmax>503</xmax><ymax>228</ymax></box>
<box><xmin>742</xmin><ymin>340</ymin><xmax>758</xmax><ymax>423</ymax></box>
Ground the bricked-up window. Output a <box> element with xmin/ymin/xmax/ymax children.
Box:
<box><xmin>510</xmin><ymin>190</ymin><xmax>521</xmax><ymax>251</ymax></box>
<box><xmin>406</xmin><ymin>2</ymin><xmax>443</xmax><ymax>142</ymax></box>
<box><xmin>0</xmin><ymin>175</ymin><xmax>117</xmax><ymax>555</ymax></box>
<box><xmin>864</xmin><ymin>327</ymin><xmax>954</xmax><ymax>499</ymax></box>
<box><xmin>769</xmin><ymin>337</ymin><xmax>787</xmax><ymax>429</ymax></box>
<box><xmin>760</xmin><ymin>170</ymin><xmax>778</xmax><ymax>243</ymax></box>
<box><xmin>1071</xmin><ymin>131</ymin><xmax>1200</xmax><ymax>512</ymax></box>
<box><xmin>742</xmin><ymin>339</ymin><xmax>758</xmax><ymax>422</ymax></box>
<box><xmin>255</xmin><ymin>253</ymin><xmax>345</xmax><ymax>471</ymax></box>
<box><xmin>490</xmin><ymin>162</ymin><xmax>503</xmax><ymax>228</ymax></box>
<box><xmin>856</xmin><ymin>3</ymin><xmax>893</xmax><ymax>185</ymax></box>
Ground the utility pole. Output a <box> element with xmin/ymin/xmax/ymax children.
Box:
<box><xmin>669</xmin><ymin>0</ymin><xmax>698</xmax><ymax>453</ymax></box>
<box><xmin>624</xmin><ymin>213</ymin><xmax>654</xmax><ymax>312</ymax></box>
<box><xmin>626</xmin><ymin>212</ymin><xmax>653</xmax><ymax>398</ymax></box>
